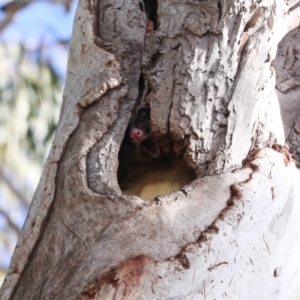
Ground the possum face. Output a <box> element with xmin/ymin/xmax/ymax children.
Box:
<box><xmin>129</xmin><ymin>106</ymin><xmax>160</xmax><ymax>158</ymax></box>
<box><xmin>129</xmin><ymin>106</ymin><xmax>151</xmax><ymax>144</ymax></box>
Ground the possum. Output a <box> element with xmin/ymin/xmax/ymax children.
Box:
<box><xmin>117</xmin><ymin>105</ymin><xmax>195</xmax><ymax>201</ymax></box>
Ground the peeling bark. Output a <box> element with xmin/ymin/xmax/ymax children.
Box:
<box><xmin>1</xmin><ymin>0</ymin><xmax>300</xmax><ymax>299</ymax></box>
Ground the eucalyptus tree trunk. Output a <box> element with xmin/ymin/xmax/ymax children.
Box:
<box><xmin>1</xmin><ymin>0</ymin><xmax>300</xmax><ymax>299</ymax></box>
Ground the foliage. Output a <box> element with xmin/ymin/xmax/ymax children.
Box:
<box><xmin>0</xmin><ymin>43</ymin><xmax>63</xmax><ymax>281</ymax></box>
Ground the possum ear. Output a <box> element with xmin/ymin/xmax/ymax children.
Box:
<box><xmin>140</xmin><ymin>137</ymin><xmax>160</xmax><ymax>158</ymax></box>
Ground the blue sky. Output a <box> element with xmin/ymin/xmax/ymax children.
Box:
<box><xmin>0</xmin><ymin>0</ymin><xmax>77</xmax><ymax>77</ymax></box>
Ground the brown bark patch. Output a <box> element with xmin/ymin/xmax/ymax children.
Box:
<box><xmin>227</xmin><ymin>184</ymin><xmax>243</xmax><ymax>206</ymax></box>
<box><xmin>271</xmin><ymin>144</ymin><xmax>291</xmax><ymax>166</ymax></box>
<box><xmin>176</xmin><ymin>253</ymin><xmax>190</xmax><ymax>269</ymax></box>
<box><xmin>79</xmin><ymin>255</ymin><xmax>153</xmax><ymax>299</ymax></box>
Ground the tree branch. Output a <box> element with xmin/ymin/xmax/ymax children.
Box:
<box><xmin>0</xmin><ymin>164</ymin><xmax>29</xmax><ymax>208</ymax></box>
<box><xmin>0</xmin><ymin>208</ymin><xmax>21</xmax><ymax>236</ymax></box>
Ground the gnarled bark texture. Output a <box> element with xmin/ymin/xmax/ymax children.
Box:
<box><xmin>1</xmin><ymin>0</ymin><xmax>300</xmax><ymax>299</ymax></box>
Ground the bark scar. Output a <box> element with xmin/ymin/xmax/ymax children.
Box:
<box><xmin>78</xmin><ymin>78</ymin><xmax>122</xmax><ymax>109</ymax></box>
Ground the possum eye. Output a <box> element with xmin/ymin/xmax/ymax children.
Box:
<box><xmin>138</xmin><ymin>107</ymin><xmax>150</xmax><ymax>121</ymax></box>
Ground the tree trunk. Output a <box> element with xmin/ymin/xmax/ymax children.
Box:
<box><xmin>1</xmin><ymin>0</ymin><xmax>300</xmax><ymax>299</ymax></box>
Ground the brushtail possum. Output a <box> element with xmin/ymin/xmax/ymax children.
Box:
<box><xmin>118</xmin><ymin>105</ymin><xmax>195</xmax><ymax>200</ymax></box>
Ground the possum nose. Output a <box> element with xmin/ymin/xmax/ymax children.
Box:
<box><xmin>130</xmin><ymin>128</ymin><xmax>143</xmax><ymax>143</ymax></box>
